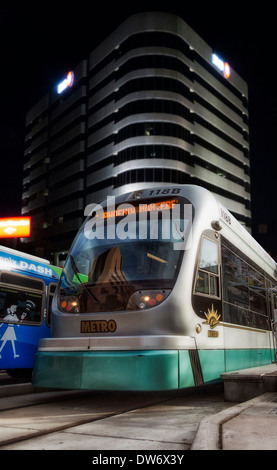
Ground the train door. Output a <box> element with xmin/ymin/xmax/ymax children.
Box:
<box><xmin>192</xmin><ymin>231</ymin><xmax>225</xmax><ymax>382</ymax></box>
<box><xmin>266</xmin><ymin>280</ymin><xmax>277</xmax><ymax>363</ymax></box>
<box><xmin>271</xmin><ymin>288</ymin><xmax>277</xmax><ymax>362</ymax></box>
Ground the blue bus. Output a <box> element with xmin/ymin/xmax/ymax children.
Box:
<box><xmin>0</xmin><ymin>245</ymin><xmax>61</xmax><ymax>379</ymax></box>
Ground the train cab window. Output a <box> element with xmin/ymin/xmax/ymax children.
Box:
<box><xmin>0</xmin><ymin>273</ymin><xmax>44</xmax><ymax>325</ymax></box>
<box><xmin>199</xmin><ymin>238</ymin><xmax>219</xmax><ymax>274</ymax></box>
<box><xmin>195</xmin><ymin>237</ymin><xmax>220</xmax><ymax>297</ymax></box>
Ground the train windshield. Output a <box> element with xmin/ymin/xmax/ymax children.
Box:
<box><xmin>58</xmin><ymin>197</ymin><xmax>192</xmax><ymax>313</ymax></box>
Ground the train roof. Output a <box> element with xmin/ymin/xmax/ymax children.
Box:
<box><xmin>94</xmin><ymin>184</ymin><xmax>277</xmax><ymax>280</ymax></box>
<box><xmin>179</xmin><ymin>184</ymin><xmax>276</xmax><ymax>278</ymax></box>
<box><xmin>214</xmin><ymin>197</ymin><xmax>277</xmax><ymax>280</ymax></box>
<box><xmin>123</xmin><ymin>184</ymin><xmax>277</xmax><ymax>280</ymax></box>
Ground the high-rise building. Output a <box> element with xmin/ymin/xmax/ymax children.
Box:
<box><xmin>22</xmin><ymin>12</ymin><xmax>250</xmax><ymax>264</ymax></box>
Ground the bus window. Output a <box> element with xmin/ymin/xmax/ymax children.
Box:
<box><xmin>0</xmin><ymin>273</ymin><xmax>44</xmax><ymax>325</ymax></box>
<box><xmin>0</xmin><ymin>272</ymin><xmax>44</xmax><ymax>291</ymax></box>
<box><xmin>195</xmin><ymin>237</ymin><xmax>220</xmax><ymax>297</ymax></box>
<box><xmin>47</xmin><ymin>283</ymin><xmax>58</xmax><ymax>326</ymax></box>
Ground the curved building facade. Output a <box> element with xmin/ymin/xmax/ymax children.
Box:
<box><xmin>87</xmin><ymin>13</ymin><xmax>250</xmax><ymax>221</ymax></box>
<box><xmin>22</xmin><ymin>12</ymin><xmax>250</xmax><ymax>262</ymax></box>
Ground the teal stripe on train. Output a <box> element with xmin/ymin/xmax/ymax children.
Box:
<box><xmin>32</xmin><ymin>348</ymin><xmax>274</xmax><ymax>391</ymax></box>
<box><xmin>199</xmin><ymin>349</ymin><xmax>274</xmax><ymax>384</ymax></box>
<box><xmin>32</xmin><ymin>350</ymin><xmax>177</xmax><ymax>390</ymax></box>
<box><xmin>32</xmin><ymin>350</ymin><xmax>196</xmax><ymax>391</ymax></box>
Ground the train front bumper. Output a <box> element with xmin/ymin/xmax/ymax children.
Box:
<box><xmin>32</xmin><ymin>336</ymin><xmax>197</xmax><ymax>391</ymax></box>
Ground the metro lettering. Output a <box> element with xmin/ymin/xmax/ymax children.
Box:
<box><xmin>81</xmin><ymin>319</ymin><xmax>117</xmax><ymax>333</ymax></box>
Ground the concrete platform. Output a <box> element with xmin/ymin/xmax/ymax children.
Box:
<box><xmin>221</xmin><ymin>364</ymin><xmax>277</xmax><ymax>402</ymax></box>
<box><xmin>192</xmin><ymin>391</ymin><xmax>277</xmax><ymax>450</ymax></box>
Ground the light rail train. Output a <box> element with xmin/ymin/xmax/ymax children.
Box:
<box><xmin>0</xmin><ymin>245</ymin><xmax>61</xmax><ymax>378</ymax></box>
<box><xmin>32</xmin><ymin>185</ymin><xmax>277</xmax><ymax>390</ymax></box>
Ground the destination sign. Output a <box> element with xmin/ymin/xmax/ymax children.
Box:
<box><xmin>103</xmin><ymin>199</ymin><xmax>179</xmax><ymax>219</ymax></box>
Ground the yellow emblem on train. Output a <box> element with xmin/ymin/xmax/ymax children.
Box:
<box><xmin>204</xmin><ymin>305</ymin><xmax>221</xmax><ymax>329</ymax></box>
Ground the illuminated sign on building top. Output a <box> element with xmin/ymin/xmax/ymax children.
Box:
<box><xmin>57</xmin><ymin>71</ymin><xmax>74</xmax><ymax>94</ymax></box>
<box><xmin>212</xmin><ymin>53</ymin><xmax>230</xmax><ymax>79</ymax></box>
<box><xmin>0</xmin><ymin>217</ymin><xmax>31</xmax><ymax>238</ymax></box>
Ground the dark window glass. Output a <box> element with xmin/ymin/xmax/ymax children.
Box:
<box><xmin>0</xmin><ymin>287</ymin><xmax>43</xmax><ymax>325</ymax></box>
<box><xmin>0</xmin><ymin>273</ymin><xmax>44</xmax><ymax>325</ymax></box>
<box><xmin>222</xmin><ymin>245</ymin><xmax>249</xmax><ymax>309</ymax></box>
<box><xmin>0</xmin><ymin>272</ymin><xmax>44</xmax><ymax>291</ymax></box>
<box><xmin>249</xmin><ymin>269</ymin><xmax>266</xmax><ymax>314</ymax></box>
<box><xmin>221</xmin><ymin>239</ymin><xmax>270</xmax><ymax>330</ymax></box>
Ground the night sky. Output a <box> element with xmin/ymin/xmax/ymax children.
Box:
<box><xmin>0</xmin><ymin>2</ymin><xmax>276</xmax><ymax>257</ymax></box>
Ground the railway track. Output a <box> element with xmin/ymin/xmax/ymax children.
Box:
<box><xmin>0</xmin><ymin>383</ymin><xmax>232</xmax><ymax>450</ymax></box>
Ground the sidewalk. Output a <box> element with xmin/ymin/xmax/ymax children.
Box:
<box><xmin>191</xmin><ymin>392</ymin><xmax>277</xmax><ymax>450</ymax></box>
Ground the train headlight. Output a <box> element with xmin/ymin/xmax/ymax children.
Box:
<box><xmin>127</xmin><ymin>289</ymin><xmax>171</xmax><ymax>310</ymax></box>
<box><xmin>59</xmin><ymin>296</ymin><xmax>80</xmax><ymax>313</ymax></box>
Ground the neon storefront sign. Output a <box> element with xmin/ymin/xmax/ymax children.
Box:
<box><xmin>0</xmin><ymin>217</ymin><xmax>31</xmax><ymax>238</ymax></box>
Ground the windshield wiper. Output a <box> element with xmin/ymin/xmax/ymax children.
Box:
<box><xmin>70</xmin><ymin>255</ymin><xmax>99</xmax><ymax>304</ymax></box>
